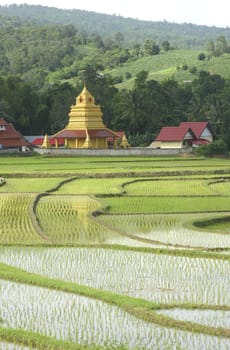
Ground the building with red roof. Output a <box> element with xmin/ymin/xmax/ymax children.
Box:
<box><xmin>179</xmin><ymin>122</ymin><xmax>213</xmax><ymax>143</ymax></box>
<box><xmin>0</xmin><ymin>118</ymin><xmax>30</xmax><ymax>150</ymax></box>
<box><xmin>149</xmin><ymin>121</ymin><xmax>213</xmax><ymax>149</ymax></box>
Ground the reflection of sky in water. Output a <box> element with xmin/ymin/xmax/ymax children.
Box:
<box><xmin>0</xmin><ymin>344</ymin><xmax>35</xmax><ymax>350</ymax></box>
<box><xmin>0</xmin><ymin>247</ymin><xmax>229</xmax><ymax>305</ymax></box>
<box><xmin>157</xmin><ymin>309</ymin><xmax>230</xmax><ymax>329</ymax></box>
<box><xmin>100</xmin><ymin>212</ymin><xmax>230</xmax><ymax>248</ymax></box>
<box><xmin>0</xmin><ymin>280</ymin><xmax>229</xmax><ymax>350</ymax></box>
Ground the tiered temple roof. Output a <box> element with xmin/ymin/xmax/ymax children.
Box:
<box><xmin>53</xmin><ymin>85</ymin><xmax>119</xmax><ymax>149</ymax></box>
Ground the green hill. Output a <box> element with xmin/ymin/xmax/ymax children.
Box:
<box><xmin>1</xmin><ymin>4</ymin><xmax>230</xmax><ymax>49</ymax></box>
<box><xmin>1</xmin><ymin>4</ymin><xmax>230</xmax><ymax>90</ymax></box>
<box><xmin>105</xmin><ymin>50</ymin><xmax>230</xmax><ymax>89</ymax></box>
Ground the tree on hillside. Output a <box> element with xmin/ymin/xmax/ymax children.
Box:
<box><xmin>162</xmin><ymin>40</ymin><xmax>170</xmax><ymax>51</ymax></box>
<box><xmin>188</xmin><ymin>71</ymin><xmax>226</xmax><ymax>137</ymax></box>
<box><xmin>207</xmin><ymin>36</ymin><xmax>228</xmax><ymax>57</ymax></box>
<box><xmin>215</xmin><ymin>35</ymin><xmax>228</xmax><ymax>56</ymax></box>
<box><xmin>144</xmin><ymin>39</ymin><xmax>160</xmax><ymax>55</ymax></box>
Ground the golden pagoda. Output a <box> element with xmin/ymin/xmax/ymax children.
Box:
<box><xmin>41</xmin><ymin>134</ymin><xmax>51</xmax><ymax>148</ymax></box>
<box><xmin>53</xmin><ymin>85</ymin><xmax>119</xmax><ymax>149</ymax></box>
<box><xmin>119</xmin><ymin>133</ymin><xmax>130</xmax><ymax>148</ymax></box>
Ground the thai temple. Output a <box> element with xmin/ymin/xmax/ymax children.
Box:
<box><xmin>51</xmin><ymin>85</ymin><xmax>129</xmax><ymax>149</ymax></box>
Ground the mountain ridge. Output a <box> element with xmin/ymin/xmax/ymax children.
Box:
<box><xmin>1</xmin><ymin>4</ymin><xmax>230</xmax><ymax>48</ymax></box>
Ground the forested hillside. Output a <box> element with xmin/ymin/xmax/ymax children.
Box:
<box><xmin>1</xmin><ymin>4</ymin><xmax>230</xmax><ymax>48</ymax></box>
<box><xmin>0</xmin><ymin>4</ymin><xmax>230</xmax><ymax>150</ymax></box>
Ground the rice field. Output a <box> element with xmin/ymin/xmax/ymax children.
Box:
<box><xmin>0</xmin><ymin>155</ymin><xmax>230</xmax><ymax>349</ymax></box>
<box><xmin>101</xmin><ymin>196</ymin><xmax>230</xmax><ymax>214</ymax></box>
<box><xmin>99</xmin><ymin>213</ymin><xmax>230</xmax><ymax>248</ymax></box>
<box><xmin>156</xmin><ymin>309</ymin><xmax>230</xmax><ymax>329</ymax></box>
<box><xmin>0</xmin><ymin>247</ymin><xmax>229</xmax><ymax>305</ymax></box>
<box><xmin>0</xmin><ymin>178</ymin><xmax>65</xmax><ymax>193</ymax></box>
<box><xmin>0</xmin><ymin>193</ymin><xmax>43</xmax><ymax>244</ymax></box>
<box><xmin>36</xmin><ymin>195</ymin><xmax>118</xmax><ymax>243</ymax></box>
<box><xmin>0</xmin><ymin>344</ymin><xmax>34</xmax><ymax>350</ymax></box>
<box><xmin>1</xmin><ymin>280</ymin><xmax>229</xmax><ymax>350</ymax></box>
<box><xmin>123</xmin><ymin>178</ymin><xmax>218</xmax><ymax>196</ymax></box>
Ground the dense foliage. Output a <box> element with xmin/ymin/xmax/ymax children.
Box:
<box><xmin>0</xmin><ymin>5</ymin><xmax>230</xmax><ymax>148</ymax></box>
<box><xmin>1</xmin><ymin>4</ymin><xmax>230</xmax><ymax>48</ymax></box>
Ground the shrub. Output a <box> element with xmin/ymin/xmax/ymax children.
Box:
<box><xmin>195</xmin><ymin>139</ymin><xmax>228</xmax><ymax>157</ymax></box>
<box><xmin>198</xmin><ymin>53</ymin><xmax>206</xmax><ymax>61</ymax></box>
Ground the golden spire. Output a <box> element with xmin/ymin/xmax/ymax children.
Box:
<box><xmin>41</xmin><ymin>134</ymin><xmax>51</xmax><ymax>148</ymax></box>
<box><xmin>120</xmin><ymin>133</ymin><xmax>130</xmax><ymax>148</ymax></box>
<box><xmin>67</xmin><ymin>85</ymin><xmax>105</xmax><ymax>130</ymax></box>
<box><xmin>82</xmin><ymin>129</ymin><xmax>92</xmax><ymax>148</ymax></box>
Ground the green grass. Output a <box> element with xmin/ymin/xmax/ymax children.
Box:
<box><xmin>0</xmin><ymin>327</ymin><xmax>106</xmax><ymax>350</ymax></box>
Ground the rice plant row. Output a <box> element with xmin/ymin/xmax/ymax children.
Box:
<box><xmin>156</xmin><ymin>309</ymin><xmax>230</xmax><ymax>329</ymax></box>
<box><xmin>55</xmin><ymin>178</ymin><xmax>133</xmax><ymax>195</ymax></box>
<box><xmin>208</xmin><ymin>180</ymin><xmax>230</xmax><ymax>196</ymax></box>
<box><xmin>0</xmin><ymin>194</ymin><xmax>43</xmax><ymax>244</ymax></box>
<box><xmin>0</xmin><ymin>279</ymin><xmax>229</xmax><ymax>350</ymax></box>
<box><xmin>123</xmin><ymin>179</ymin><xmax>222</xmax><ymax>196</ymax></box>
<box><xmin>1</xmin><ymin>155</ymin><xmax>230</xmax><ymax>176</ymax></box>
<box><xmin>101</xmin><ymin>196</ymin><xmax>230</xmax><ymax>214</ymax></box>
<box><xmin>0</xmin><ymin>178</ymin><xmax>65</xmax><ymax>193</ymax></box>
<box><xmin>0</xmin><ymin>343</ymin><xmax>34</xmax><ymax>350</ymax></box>
<box><xmin>99</xmin><ymin>213</ymin><xmax>230</xmax><ymax>248</ymax></box>
<box><xmin>0</xmin><ymin>247</ymin><xmax>229</xmax><ymax>306</ymax></box>
<box><xmin>36</xmin><ymin>195</ymin><xmax>118</xmax><ymax>244</ymax></box>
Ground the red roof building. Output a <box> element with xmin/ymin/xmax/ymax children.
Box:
<box><xmin>32</xmin><ymin>137</ymin><xmax>64</xmax><ymax>147</ymax></box>
<box><xmin>179</xmin><ymin>122</ymin><xmax>213</xmax><ymax>141</ymax></box>
<box><xmin>0</xmin><ymin>118</ymin><xmax>29</xmax><ymax>149</ymax></box>
<box><xmin>150</xmin><ymin>122</ymin><xmax>214</xmax><ymax>149</ymax></box>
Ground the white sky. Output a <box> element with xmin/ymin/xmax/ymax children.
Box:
<box><xmin>0</xmin><ymin>0</ymin><xmax>230</xmax><ymax>28</ymax></box>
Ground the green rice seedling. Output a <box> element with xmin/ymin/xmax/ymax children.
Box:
<box><xmin>123</xmin><ymin>179</ymin><xmax>218</xmax><ymax>196</ymax></box>
<box><xmin>208</xmin><ymin>180</ymin><xmax>230</xmax><ymax>196</ymax></box>
<box><xmin>193</xmin><ymin>215</ymin><xmax>230</xmax><ymax>234</ymax></box>
<box><xmin>0</xmin><ymin>178</ymin><xmax>65</xmax><ymax>193</ymax></box>
<box><xmin>0</xmin><ymin>194</ymin><xmax>43</xmax><ymax>244</ymax></box>
<box><xmin>0</xmin><ymin>343</ymin><xmax>35</xmax><ymax>350</ymax></box>
<box><xmin>101</xmin><ymin>196</ymin><xmax>230</xmax><ymax>214</ymax></box>
<box><xmin>0</xmin><ymin>247</ymin><xmax>229</xmax><ymax>306</ymax></box>
<box><xmin>0</xmin><ymin>279</ymin><xmax>229</xmax><ymax>350</ymax></box>
<box><xmin>99</xmin><ymin>213</ymin><xmax>230</xmax><ymax>248</ymax></box>
<box><xmin>36</xmin><ymin>195</ymin><xmax>118</xmax><ymax>244</ymax></box>
<box><xmin>1</xmin><ymin>155</ymin><xmax>230</xmax><ymax>176</ymax></box>
<box><xmin>156</xmin><ymin>309</ymin><xmax>230</xmax><ymax>329</ymax></box>
<box><xmin>55</xmin><ymin>178</ymin><xmax>134</xmax><ymax>195</ymax></box>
